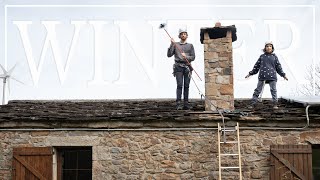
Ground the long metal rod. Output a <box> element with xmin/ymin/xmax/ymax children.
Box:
<box><xmin>305</xmin><ymin>105</ymin><xmax>311</xmax><ymax>127</ymax></box>
<box><xmin>240</xmin><ymin>105</ymin><xmax>311</xmax><ymax>130</ymax></box>
<box><xmin>0</xmin><ymin>120</ymin><xmax>309</xmax><ymax>131</ymax></box>
<box><xmin>0</xmin><ymin>127</ymin><xmax>219</xmax><ymax>131</ymax></box>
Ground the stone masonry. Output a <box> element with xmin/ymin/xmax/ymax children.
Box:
<box><xmin>0</xmin><ymin>99</ymin><xmax>319</xmax><ymax>179</ymax></box>
<box><xmin>1</xmin><ymin>129</ymin><xmax>319</xmax><ymax>180</ymax></box>
<box><xmin>201</xmin><ymin>25</ymin><xmax>237</xmax><ymax>111</ymax></box>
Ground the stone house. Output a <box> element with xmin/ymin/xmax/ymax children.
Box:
<box><xmin>0</xmin><ymin>26</ymin><xmax>320</xmax><ymax>180</ymax></box>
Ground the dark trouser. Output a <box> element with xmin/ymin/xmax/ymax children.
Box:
<box><xmin>251</xmin><ymin>80</ymin><xmax>277</xmax><ymax>104</ymax></box>
<box><xmin>175</xmin><ymin>65</ymin><xmax>191</xmax><ymax>103</ymax></box>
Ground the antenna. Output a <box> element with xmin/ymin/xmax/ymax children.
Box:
<box><xmin>0</xmin><ymin>64</ymin><xmax>24</xmax><ymax>105</ymax></box>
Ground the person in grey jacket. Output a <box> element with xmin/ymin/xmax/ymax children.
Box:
<box><xmin>245</xmin><ymin>41</ymin><xmax>288</xmax><ymax>109</ymax></box>
<box><xmin>167</xmin><ymin>28</ymin><xmax>195</xmax><ymax>110</ymax></box>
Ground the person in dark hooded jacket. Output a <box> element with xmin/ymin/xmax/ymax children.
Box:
<box><xmin>245</xmin><ymin>41</ymin><xmax>288</xmax><ymax>109</ymax></box>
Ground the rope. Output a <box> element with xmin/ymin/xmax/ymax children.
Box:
<box><xmin>190</xmin><ymin>74</ymin><xmax>225</xmax><ymax>122</ymax></box>
<box><xmin>189</xmin><ymin>72</ymin><xmax>251</xmax><ymax>142</ymax></box>
<box><xmin>160</xmin><ymin>25</ymin><xmax>248</xmax><ymax>140</ymax></box>
<box><xmin>190</xmin><ymin>74</ymin><xmax>232</xmax><ymax>141</ymax></box>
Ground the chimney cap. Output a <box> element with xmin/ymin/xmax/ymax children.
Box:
<box><xmin>200</xmin><ymin>25</ymin><xmax>237</xmax><ymax>44</ymax></box>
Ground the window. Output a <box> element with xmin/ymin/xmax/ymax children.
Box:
<box><xmin>12</xmin><ymin>146</ymin><xmax>92</xmax><ymax>180</ymax></box>
<box><xmin>312</xmin><ymin>145</ymin><xmax>320</xmax><ymax>180</ymax></box>
<box><xmin>57</xmin><ymin>147</ymin><xmax>92</xmax><ymax>180</ymax></box>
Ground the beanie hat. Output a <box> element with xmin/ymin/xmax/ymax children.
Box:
<box><xmin>265</xmin><ymin>41</ymin><xmax>273</xmax><ymax>46</ymax></box>
<box><xmin>178</xmin><ymin>28</ymin><xmax>187</xmax><ymax>35</ymax></box>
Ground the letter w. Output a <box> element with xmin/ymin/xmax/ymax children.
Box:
<box><xmin>13</xmin><ymin>21</ymin><xmax>86</xmax><ymax>85</ymax></box>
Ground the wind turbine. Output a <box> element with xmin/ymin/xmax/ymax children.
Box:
<box><xmin>0</xmin><ymin>64</ymin><xmax>24</xmax><ymax>105</ymax></box>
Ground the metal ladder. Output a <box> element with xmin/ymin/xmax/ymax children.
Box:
<box><xmin>218</xmin><ymin>122</ymin><xmax>242</xmax><ymax>180</ymax></box>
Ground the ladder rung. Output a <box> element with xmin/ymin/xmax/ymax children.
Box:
<box><xmin>220</xmin><ymin>141</ymin><xmax>238</xmax><ymax>144</ymax></box>
<box><xmin>220</xmin><ymin>127</ymin><xmax>236</xmax><ymax>129</ymax></box>
<box><xmin>220</xmin><ymin>153</ymin><xmax>239</xmax><ymax>156</ymax></box>
<box><xmin>221</xmin><ymin>166</ymin><xmax>240</xmax><ymax>169</ymax></box>
<box><xmin>218</xmin><ymin>123</ymin><xmax>242</xmax><ymax>180</ymax></box>
<box><xmin>221</xmin><ymin>129</ymin><xmax>237</xmax><ymax>132</ymax></box>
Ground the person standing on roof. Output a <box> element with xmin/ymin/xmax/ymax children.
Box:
<box><xmin>167</xmin><ymin>27</ymin><xmax>195</xmax><ymax>110</ymax></box>
<box><xmin>245</xmin><ymin>41</ymin><xmax>288</xmax><ymax>109</ymax></box>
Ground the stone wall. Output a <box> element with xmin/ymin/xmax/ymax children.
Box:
<box><xmin>203</xmin><ymin>30</ymin><xmax>234</xmax><ymax>111</ymax></box>
<box><xmin>1</xmin><ymin>129</ymin><xmax>318</xmax><ymax>180</ymax></box>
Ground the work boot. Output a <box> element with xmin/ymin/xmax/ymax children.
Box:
<box><xmin>273</xmin><ymin>102</ymin><xmax>278</xmax><ymax>109</ymax></box>
<box><xmin>248</xmin><ymin>99</ymin><xmax>257</xmax><ymax>109</ymax></box>
<box><xmin>247</xmin><ymin>103</ymin><xmax>255</xmax><ymax>109</ymax></box>
<box><xmin>176</xmin><ymin>101</ymin><xmax>183</xmax><ymax>110</ymax></box>
<box><xmin>183</xmin><ymin>102</ymin><xmax>192</xmax><ymax>110</ymax></box>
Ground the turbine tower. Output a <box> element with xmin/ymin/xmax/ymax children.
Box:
<box><xmin>0</xmin><ymin>64</ymin><xmax>24</xmax><ymax>105</ymax></box>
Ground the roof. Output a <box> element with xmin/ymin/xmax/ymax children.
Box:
<box><xmin>0</xmin><ymin>98</ymin><xmax>319</xmax><ymax>129</ymax></box>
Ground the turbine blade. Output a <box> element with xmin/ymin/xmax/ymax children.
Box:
<box><xmin>0</xmin><ymin>74</ymin><xmax>6</xmax><ymax>78</ymax></box>
<box><xmin>10</xmin><ymin>76</ymin><xmax>25</xmax><ymax>85</ymax></box>
<box><xmin>8</xmin><ymin>63</ymin><xmax>18</xmax><ymax>75</ymax></box>
<box><xmin>0</xmin><ymin>64</ymin><xmax>7</xmax><ymax>74</ymax></box>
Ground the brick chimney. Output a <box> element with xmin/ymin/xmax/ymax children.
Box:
<box><xmin>200</xmin><ymin>24</ymin><xmax>237</xmax><ymax>111</ymax></box>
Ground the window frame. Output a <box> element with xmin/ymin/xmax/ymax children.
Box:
<box><xmin>55</xmin><ymin>146</ymin><xmax>92</xmax><ymax>180</ymax></box>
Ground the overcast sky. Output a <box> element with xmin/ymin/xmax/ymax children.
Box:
<box><xmin>0</xmin><ymin>0</ymin><xmax>319</xmax><ymax>102</ymax></box>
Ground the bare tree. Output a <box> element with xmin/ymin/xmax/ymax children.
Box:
<box><xmin>300</xmin><ymin>63</ymin><xmax>320</xmax><ymax>96</ymax></box>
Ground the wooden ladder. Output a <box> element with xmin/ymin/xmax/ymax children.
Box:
<box><xmin>218</xmin><ymin>122</ymin><xmax>242</xmax><ymax>180</ymax></box>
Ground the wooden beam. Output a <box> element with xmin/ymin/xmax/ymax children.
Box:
<box><xmin>270</xmin><ymin>149</ymin><xmax>312</xmax><ymax>154</ymax></box>
<box><xmin>271</xmin><ymin>151</ymin><xmax>306</xmax><ymax>180</ymax></box>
